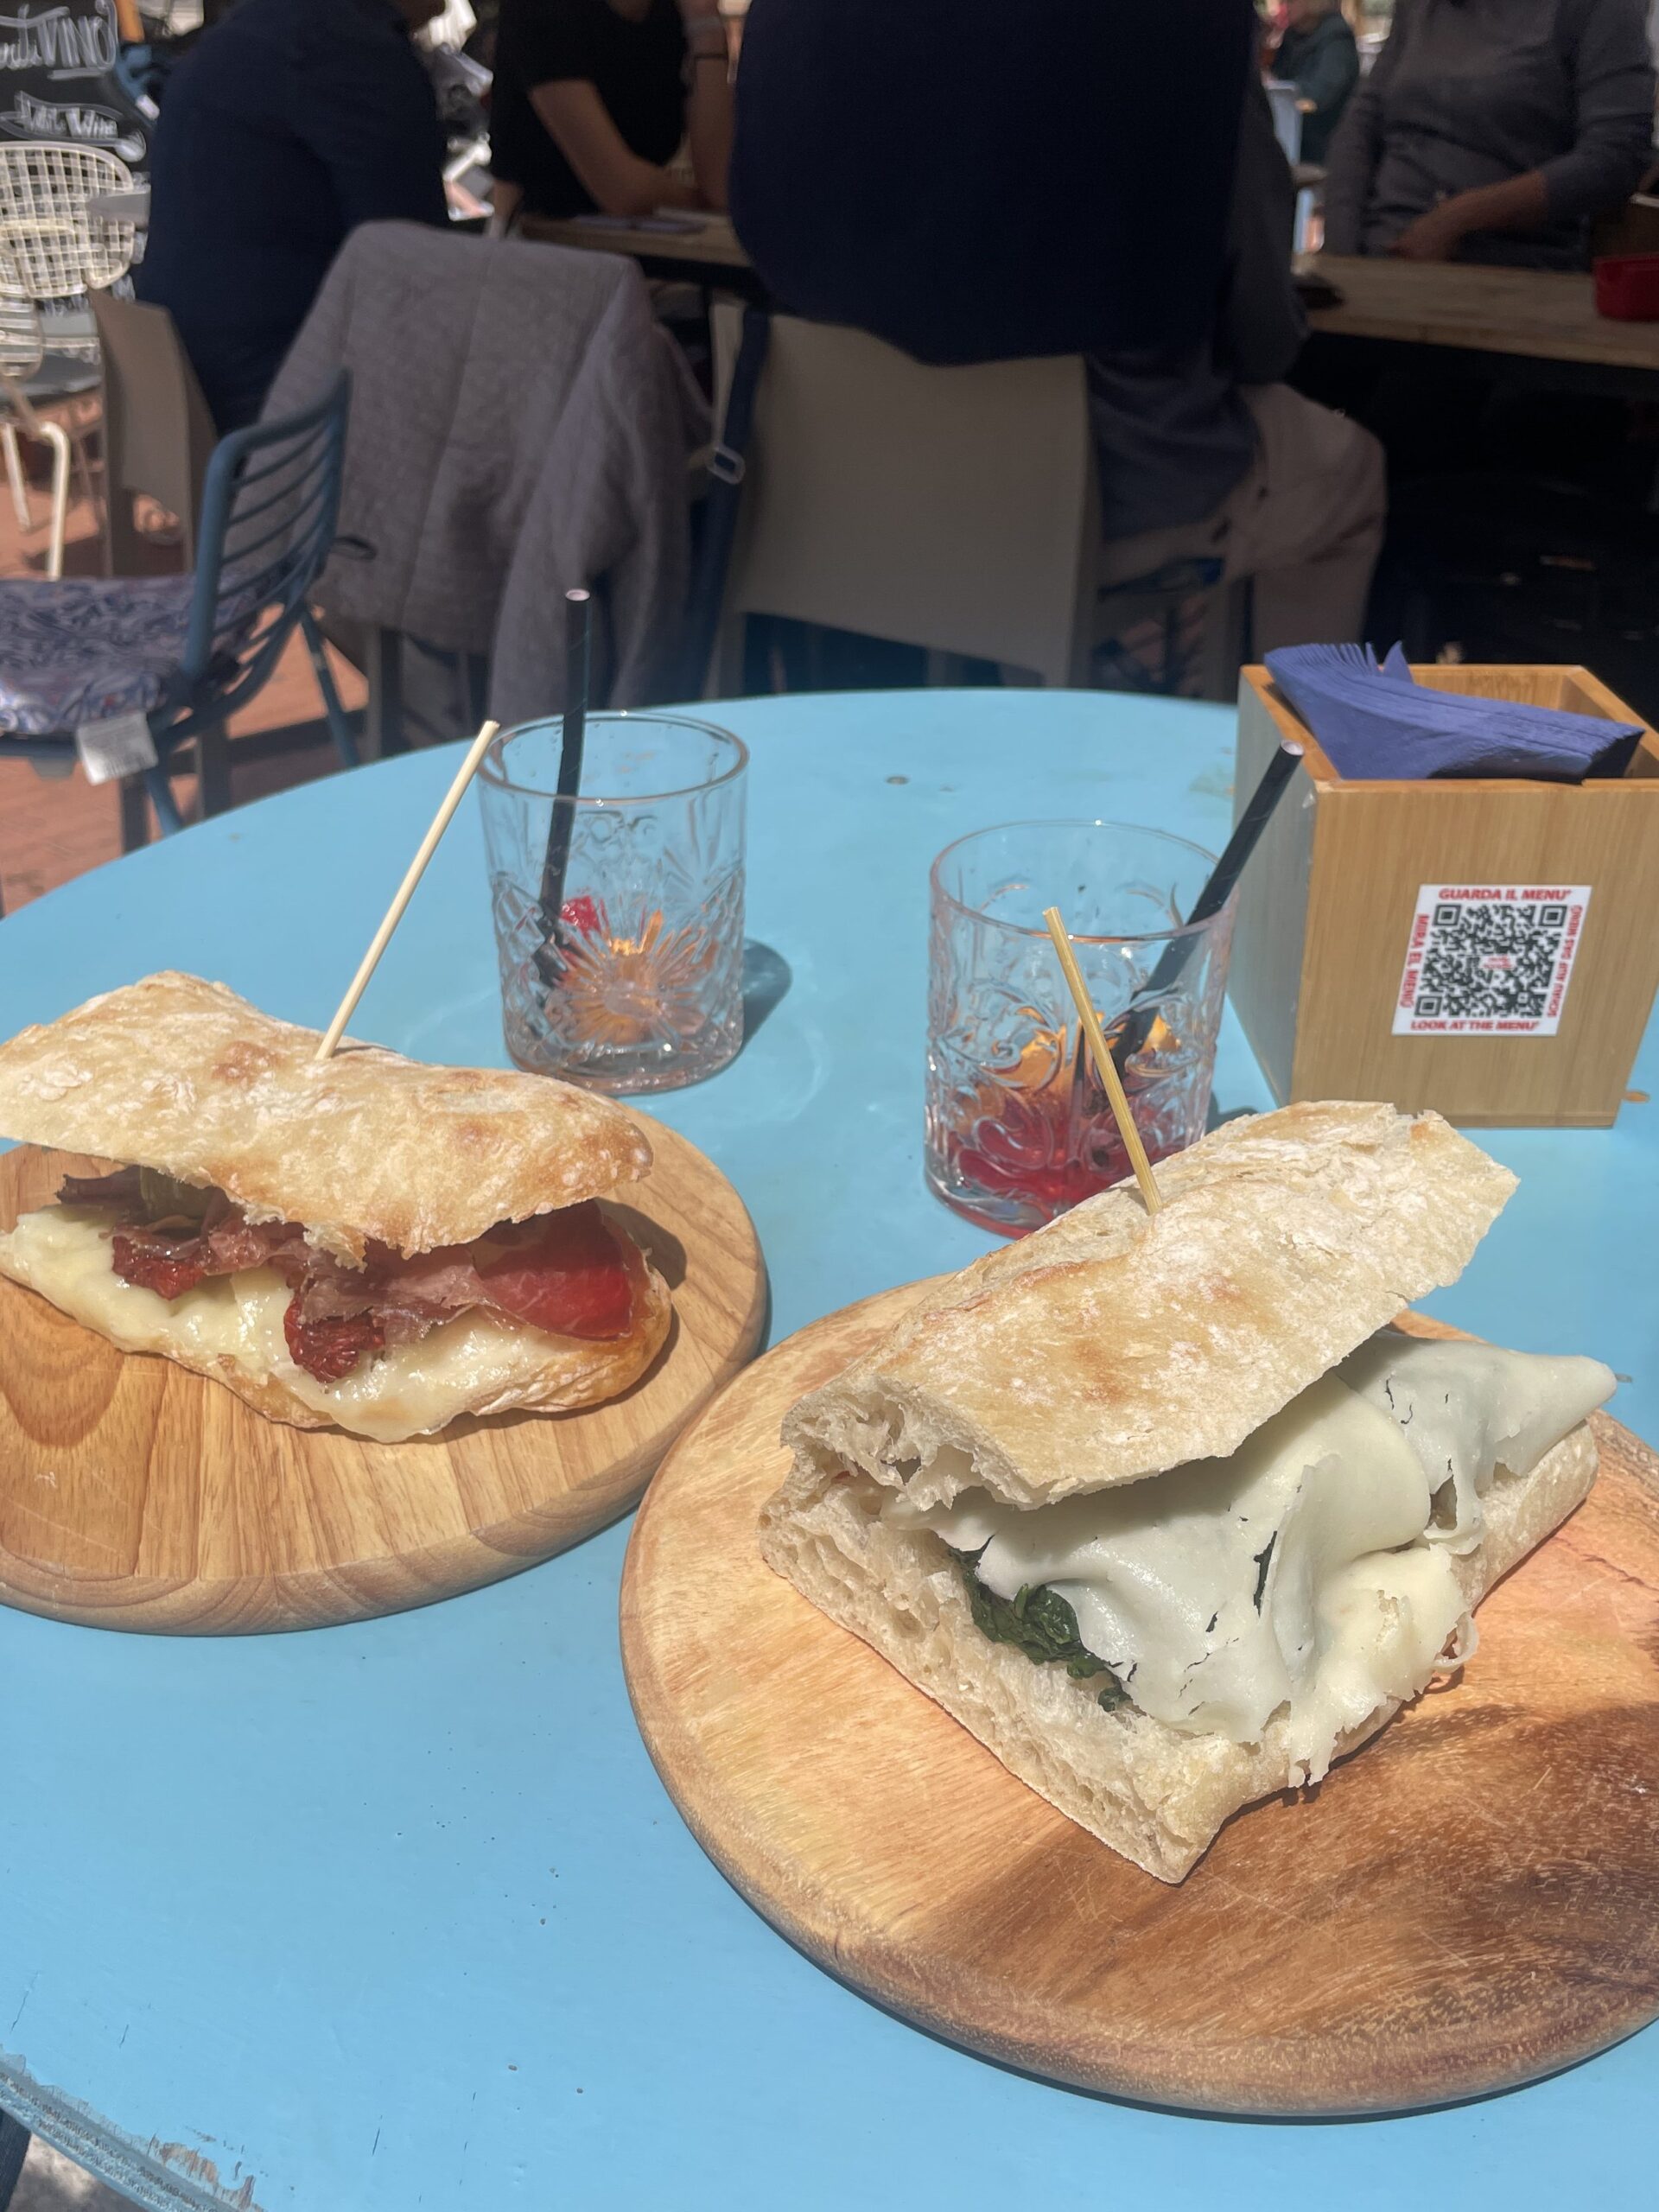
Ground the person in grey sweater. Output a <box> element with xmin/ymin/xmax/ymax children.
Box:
<box><xmin>1324</xmin><ymin>0</ymin><xmax>1656</xmax><ymax>268</ymax></box>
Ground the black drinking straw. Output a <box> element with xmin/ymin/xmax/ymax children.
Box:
<box><xmin>535</xmin><ymin>588</ymin><xmax>592</xmax><ymax>981</ymax></box>
<box><xmin>1084</xmin><ymin>740</ymin><xmax>1304</xmax><ymax>1086</ymax></box>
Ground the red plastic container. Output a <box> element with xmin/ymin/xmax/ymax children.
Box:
<box><xmin>1593</xmin><ymin>254</ymin><xmax>1659</xmax><ymax>321</ymax></box>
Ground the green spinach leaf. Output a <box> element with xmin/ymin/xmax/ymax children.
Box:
<box><xmin>953</xmin><ymin>1548</ymin><xmax>1127</xmax><ymax>1713</ymax></box>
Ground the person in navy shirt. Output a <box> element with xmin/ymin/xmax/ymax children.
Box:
<box><xmin>729</xmin><ymin>0</ymin><xmax>1257</xmax><ymax>366</ymax></box>
<box><xmin>137</xmin><ymin>0</ymin><xmax>448</xmax><ymax>430</ymax></box>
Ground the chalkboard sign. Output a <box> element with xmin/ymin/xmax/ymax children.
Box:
<box><xmin>0</xmin><ymin>2</ymin><xmax>149</xmax><ymax>171</ymax></box>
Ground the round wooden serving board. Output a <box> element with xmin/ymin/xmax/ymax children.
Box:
<box><xmin>621</xmin><ymin>1282</ymin><xmax>1659</xmax><ymax>2117</ymax></box>
<box><xmin>0</xmin><ymin>1127</ymin><xmax>766</xmax><ymax>1633</ymax></box>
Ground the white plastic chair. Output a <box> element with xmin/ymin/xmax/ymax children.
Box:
<box><xmin>0</xmin><ymin>298</ymin><xmax>82</xmax><ymax>580</ymax></box>
<box><xmin>0</xmin><ymin>147</ymin><xmax>138</xmax><ymax>571</ymax></box>
<box><xmin>712</xmin><ymin>306</ymin><xmax>1098</xmax><ymax>686</ymax></box>
<box><xmin>709</xmin><ymin>306</ymin><xmax>1248</xmax><ymax>697</ymax></box>
<box><xmin>0</xmin><ymin>143</ymin><xmax>138</xmax><ymax>352</ymax></box>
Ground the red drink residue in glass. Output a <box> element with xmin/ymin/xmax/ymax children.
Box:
<box><xmin>936</xmin><ymin>1018</ymin><xmax>1191</xmax><ymax>1236</ymax></box>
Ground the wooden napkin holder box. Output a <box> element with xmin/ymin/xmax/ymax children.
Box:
<box><xmin>1230</xmin><ymin>664</ymin><xmax>1659</xmax><ymax>1127</ymax></box>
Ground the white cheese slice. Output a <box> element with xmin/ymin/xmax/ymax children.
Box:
<box><xmin>1308</xmin><ymin>1546</ymin><xmax>1475</xmax><ymax>1756</ymax></box>
<box><xmin>0</xmin><ymin>1205</ymin><xmax>569</xmax><ymax>1444</ymax></box>
<box><xmin>1337</xmin><ymin>1329</ymin><xmax>1614</xmax><ymax>1552</ymax></box>
<box><xmin>886</xmin><ymin>1330</ymin><xmax>1612</xmax><ymax>1780</ymax></box>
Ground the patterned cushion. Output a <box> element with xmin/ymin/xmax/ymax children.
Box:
<box><xmin>0</xmin><ymin>575</ymin><xmax>195</xmax><ymax>738</ymax></box>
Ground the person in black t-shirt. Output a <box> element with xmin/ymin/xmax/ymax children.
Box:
<box><xmin>491</xmin><ymin>0</ymin><xmax>731</xmax><ymax>222</ymax></box>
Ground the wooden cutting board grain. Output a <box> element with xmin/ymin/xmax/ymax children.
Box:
<box><xmin>0</xmin><ymin>1124</ymin><xmax>766</xmax><ymax>1633</ymax></box>
<box><xmin>621</xmin><ymin>1283</ymin><xmax>1659</xmax><ymax>2115</ymax></box>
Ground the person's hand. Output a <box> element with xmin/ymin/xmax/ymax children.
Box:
<box><xmin>1389</xmin><ymin>200</ymin><xmax>1471</xmax><ymax>262</ymax></box>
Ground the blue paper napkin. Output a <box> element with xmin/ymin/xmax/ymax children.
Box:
<box><xmin>1265</xmin><ymin>644</ymin><xmax>1644</xmax><ymax>783</ymax></box>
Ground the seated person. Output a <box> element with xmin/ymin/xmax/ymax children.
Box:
<box><xmin>137</xmin><ymin>0</ymin><xmax>449</xmax><ymax>432</ymax></box>
<box><xmin>1269</xmin><ymin>0</ymin><xmax>1359</xmax><ymax>166</ymax></box>
<box><xmin>490</xmin><ymin>0</ymin><xmax>732</xmax><ymax>223</ymax></box>
<box><xmin>1323</xmin><ymin>0</ymin><xmax>1656</xmax><ymax>267</ymax></box>
<box><xmin>1093</xmin><ymin>78</ymin><xmax>1384</xmax><ymax>653</ymax></box>
<box><xmin>731</xmin><ymin>0</ymin><xmax>1382</xmax><ymax>654</ymax></box>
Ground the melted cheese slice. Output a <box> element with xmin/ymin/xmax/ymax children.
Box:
<box><xmin>0</xmin><ymin>1205</ymin><xmax>579</xmax><ymax>1443</ymax></box>
<box><xmin>1338</xmin><ymin>1330</ymin><xmax>1614</xmax><ymax>1552</ymax></box>
<box><xmin>886</xmin><ymin>1333</ymin><xmax>1614</xmax><ymax>1780</ymax></box>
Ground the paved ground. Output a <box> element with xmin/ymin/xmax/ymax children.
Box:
<box><xmin>12</xmin><ymin>2137</ymin><xmax>130</xmax><ymax>2210</ymax></box>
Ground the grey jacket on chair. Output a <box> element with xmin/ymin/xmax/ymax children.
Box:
<box><xmin>264</xmin><ymin>222</ymin><xmax>706</xmax><ymax>719</ymax></box>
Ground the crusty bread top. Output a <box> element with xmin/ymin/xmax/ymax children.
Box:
<box><xmin>784</xmin><ymin>1103</ymin><xmax>1516</xmax><ymax>1508</ymax></box>
<box><xmin>0</xmin><ymin>973</ymin><xmax>653</xmax><ymax>1262</ymax></box>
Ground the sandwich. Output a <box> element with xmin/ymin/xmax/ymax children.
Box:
<box><xmin>760</xmin><ymin>1102</ymin><xmax>1614</xmax><ymax>1883</ymax></box>
<box><xmin>0</xmin><ymin>973</ymin><xmax>671</xmax><ymax>1442</ymax></box>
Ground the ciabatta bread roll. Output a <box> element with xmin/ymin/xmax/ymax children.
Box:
<box><xmin>761</xmin><ymin>1103</ymin><xmax>1613</xmax><ymax>1881</ymax></box>
<box><xmin>0</xmin><ymin>974</ymin><xmax>672</xmax><ymax>1441</ymax></box>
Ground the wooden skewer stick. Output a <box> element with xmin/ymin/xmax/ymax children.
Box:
<box><xmin>315</xmin><ymin>719</ymin><xmax>500</xmax><ymax>1062</ymax></box>
<box><xmin>1042</xmin><ymin>905</ymin><xmax>1164</xmax><ymax>1216</ymax></box>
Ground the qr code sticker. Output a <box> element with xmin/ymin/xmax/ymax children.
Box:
<box><xmin>1394</xmin><ymin>883</ymin><xmax>1592</xmax><ymax>1037</ymax></box>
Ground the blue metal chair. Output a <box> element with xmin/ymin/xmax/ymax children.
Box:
<box><xmin>0</xmin><ymin>371</ymin><xmax>357</xmax><ymax>840</ymax></box>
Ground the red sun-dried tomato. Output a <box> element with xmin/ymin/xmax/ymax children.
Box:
<box><xmin>111</xmin><ymin>1234</ymin><xmax>207</xmax><ymax>1301</ymax></box>
<box><xmin>283</xmin><ymin>1298</ymin><xmax>385</xmax><ymax>1383</ymax></box>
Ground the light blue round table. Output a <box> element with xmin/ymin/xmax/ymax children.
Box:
<box><xmin>0</xmin><ymin>691</ymin><xmax>1654</xmax><ymax>2212</ymax></box>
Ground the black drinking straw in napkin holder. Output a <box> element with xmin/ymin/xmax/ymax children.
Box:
<box><xmin>1100</xmin><ymin>741</ymin><xmax>1301</xmax><ymax>1084</ymax></box>
<box><xmin>1228</xmin><ymin>661</ymin><xmax>1659</xmax><ymax>1128</ymax></box>
<box><xmin>533</xmin><ymin>590</ymin><xmax>591</xmax><ymax>985</ymax></box>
